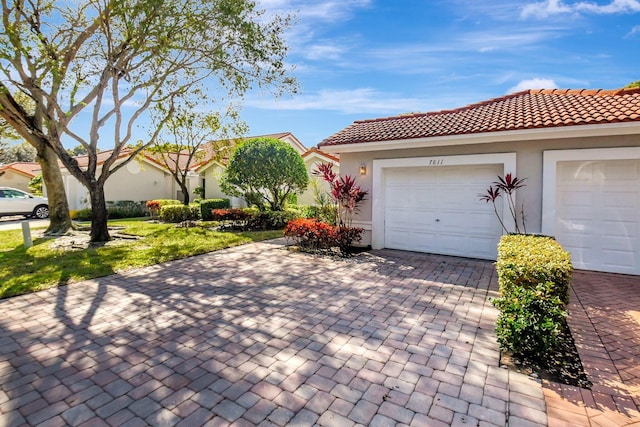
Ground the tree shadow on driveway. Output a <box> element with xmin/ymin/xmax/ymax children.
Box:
<box><xmin>0</xmin><ymin>242</ymin><xmax>531</xmax><ymax>426</ymax></box>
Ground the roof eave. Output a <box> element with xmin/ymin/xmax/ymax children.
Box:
<box><xmin>320</xmin><ymin>121</ymin><xmax>640</xmax><ymax>154</ymax></box>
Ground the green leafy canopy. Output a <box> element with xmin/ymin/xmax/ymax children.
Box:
<box><xmin>220</xmin><ymin>138</ymin><xmax>308</xmax><ymax>211</ymax></box>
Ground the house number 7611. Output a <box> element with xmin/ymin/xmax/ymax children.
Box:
<box><xmin>428</xmin><ymin>159</ymin><xmax>444</xmax><ymax>166</ymax></box>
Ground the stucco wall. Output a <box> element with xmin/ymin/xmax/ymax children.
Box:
<box><xmin>104</xmin><ymin>162</ymin><xmax>170</xmax><ymax>203</ymax></box>
<box><xmin>0</xmin><ymin>171</ymin><xmax>32</xmax><ymax>192</ymax></box>
<box><xmin>335</xmin><ymin>133</ymin><xmax>640</xmax><ymax>241</ymax></box>
<box><xmin>200</xmin><ymin>164</ymin><xmax>227</xmax><ymax>200</ymax></box>
<box><xmin>298</xmin><ymin>158</ymin><xmax>339</xmax><ymax>206</ymax></box>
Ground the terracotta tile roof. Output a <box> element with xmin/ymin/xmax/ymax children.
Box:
<box><xmin>0</xmin><ymin>162</ymin><xmax>41</xmax><ymax>177</ymax></box>
<box><xmin>319</xmin><ymin>88</ymin><xmax>640</xmax><ymax>147</ymax></box>
<box><xmin>62</xmin><ymin>132</ymin><xmax>303</xmax><ymax>173</ymax></box>
<box><xmin>65</xmin><ymin>148</ymin><xmax>167</xmax><ymax>170</ymax></box>
<box><xmin>302</xmin><ymin>147</ymin><xmax>340</xmax><ymax>163</ymax></box>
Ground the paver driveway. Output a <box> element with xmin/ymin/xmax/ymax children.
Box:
<box><xmin>0</xmin><ymin>241</ymin><xmax>547</xmax><ymax>426</ymax></box>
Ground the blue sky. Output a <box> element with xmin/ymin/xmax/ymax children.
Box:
<box><xmin>239</xmin><ymin>0</ymin><xmax>640</xmax><ymax>148</ymax></box>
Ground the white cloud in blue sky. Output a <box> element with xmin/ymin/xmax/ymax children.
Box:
<box><xmin>240</xmin><ymin>0</ymin><xmax>640</xmax><ymax>146</ymax></box>
<box><xmin>521</xmin><ymin>0</ymin><xmax>640</xmax><ymax>18</ymax></box>
<box><xmin>508</xmin><ymin>78</ymin><xmax>559</xmax><ymax>93</ymax></box>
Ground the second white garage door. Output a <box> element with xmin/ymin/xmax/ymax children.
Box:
<box><xmin>555</xmin><ymin>159</ymin><xmax>640</xmax><ymax>275</ymax></box>
<box><xmin>384</xmin><ymin>164</ymin><xmax>504</xmax><ymax>260</ymax></box>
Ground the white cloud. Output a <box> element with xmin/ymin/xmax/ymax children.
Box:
<box><xmin>575</xmin><ymin>0</ymin><xmax>640</xmax><ymax>13</ymax></box>
<box><xmin>304</xmin><ymin>42</ymin><xmax>349</xmax><ymax>61</ymax></box>
<box><xmin>257</xmin><ymin>0</ymin><xmax>372</xmax><ymax>22</ymax></box>
<box><xmin>521</xmin><ymin>0</ymin><xmax>573</xmax><ymax>18</ymax></box>
<box><xmin>245</xmin><ymin>88</ymin><xmax>428</xmax><ymax>115</ymax></box>
<box><xmin>521</xmin><ymin>0</ymin><xmax>640</xmax><ymax>18</ymax></box>
<box><xmin>626</xmin><ymin>24</ymin><xmax>640</xmax><ymax>37</ymax></box>
<box><xmin>507</xmin><ymin>78</ymin><xmax>558</xmax><ymax>93</ymax></box>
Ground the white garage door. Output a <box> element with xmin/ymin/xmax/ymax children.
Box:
<box><xmin>384</xmin><ymin>165</ymin><xmax>503</xmax><ymax>260</ymax></box>
<box><xmin>555</xmin><ymin>159</ymin><xmax>640</xmax><ymax>275</ymax></box>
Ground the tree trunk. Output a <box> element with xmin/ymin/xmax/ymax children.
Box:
<box><xmin>37</xmin><ymin>144</ymin><xmax>72</xmax><ymax>235</ymax></box>
<box><xmin>179</xmin><ymin>181</ymin><xmax>190</xmax><ymax>205</ymax></box>
<box><xmin>89</xmin><ymin>185</ymin><xmax>111</xmax><ymax>242</ymax></box>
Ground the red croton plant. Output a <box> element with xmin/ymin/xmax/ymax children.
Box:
<box><xmin>285</xmin><ymin>162</ymin><xmax>369</xmax><ymax>254</ymax></box>
<box><xmin>479</xmin><ymin>173</ymin><xmax>527</xmax><ymax>234</ymax></box>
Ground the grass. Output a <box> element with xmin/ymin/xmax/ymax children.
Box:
<box><xmin>0</xmin><ymin>218</ymin><xmax>283</xmax><ymax>299</ymax></box>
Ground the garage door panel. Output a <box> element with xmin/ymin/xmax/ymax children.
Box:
<box><xmin>558</xmin><ymin>190</ymin><xmax>593</xmax><ymax>207</ymax></box>
<box><xmin>411</xmin><ymin>232</ymin><xmax>438</xmax><ymax>252</ymax></box>
<box><xmin>384</xmin><ymin>164</ymin><xmax>502</xmax><ymax>260</ymax></box>
<box><xmin>602</xmin><ymin>161</ymin><xmax>639</xmax><ymax>180</ymax></box>
<box><xmin>558</xmin><ymin>162</ymin><xmax>594</xmax><ymax>181</ymax></box>
<box><xmin>603</xmin><ymin>192</ymin><xmax>638</xmax><ymax>209</ymax></box>
<box><xmin>555</xmin><ymin>159</ymin><xmax>640</xmax><ymax>274</ymax></box>
<box><xmin>601</xmin><ymin>220</ymin><xmax>638</xmax><ymax>238</ymax></box>
<box><xmin>600</xmin><ymin>251</ymin><xmax>637</xmax><ymax>270</ymax></box>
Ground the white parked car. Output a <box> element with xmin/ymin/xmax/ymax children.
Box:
<box><xmin>0</xmin><ymin>187</ymin><xmax>49</xmax><ymax>219</ymax></box>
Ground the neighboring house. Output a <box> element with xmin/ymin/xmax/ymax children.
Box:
<box><xmin>60</xmin><ymin>132</ymin><xmax>310</xmax><ymax>209</ymax></box>
<box><xmin>0</xmin><ymin>162</ymin><xmax>41</xmax><ymax>192</ymax></box>
<box><xmin>60</xmin><ymin>149</ymin><xmax>172</xmax><ymax>210</ymax></box>
<box><xmin>298</xmin><ymin>147</ymin><xmax>340</xmax><ymax>205</ymax></box>
<box><xmin>193</xmin><ymin>132</ymin><xmax>307</xmax><ymax>206</ymax></box>
<box><xmin>319</xmin><ymin>88</ymin><xmax>640</xmax><ymax>275</ymax></box>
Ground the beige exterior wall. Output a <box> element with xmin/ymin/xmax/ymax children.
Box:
<box><xmin>298</xmin><ymin>157</ymin><xmax>339</xmax><ymax>206</ymax></box>
<box><xmin>336</xmin><ymin>133</ymin><xmax>640</xmax><ymax>244</ymax></box>
<box><xmin>104</xmin><ymin>161</ymin><xmax>171</xmax><ymax>203</ymax></box>
<box><xmin>64</xmin><ymin>159</ymin><xmax>174</xmax><ymax>210</ymax></box>
<box><xmin>0</xmin><ymin>171</ymin><xmax>32</xmax><ymax>192</ymax></box>
<box><xmin>199</xmin><ymin>163</ymin><xmax>227</xmax><ymax>200</ymax></box>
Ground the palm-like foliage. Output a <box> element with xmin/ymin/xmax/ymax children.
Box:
<box><xmin>479</xmin><ymin>174</ymin><xmax>527</xmax><ymax>234</ymax></box>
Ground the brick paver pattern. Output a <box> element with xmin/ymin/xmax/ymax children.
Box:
<box><xmin>0</xmin><ymin>241</ymin><xmax>548</xmax><ymax>426</ymax></box>
<box><xmin>543</xmin><ymin>270</ymin><xmax>640</xmax><ymax>426</ymax></box>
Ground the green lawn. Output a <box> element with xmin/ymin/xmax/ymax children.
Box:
<box><xmin>0</xmin><ymin>219</ymin><xmax>283</xmax><ymax>299</ymax></box>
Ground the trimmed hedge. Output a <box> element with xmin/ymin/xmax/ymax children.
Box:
<box><xmin>200</xmin><ymin>199</ymin><xmax>231</xmax><ymax>220</ymax></box>
<box><xmin>493</xmin><ymin>234</ymin><xmax>573</xmax><ymax>360</ymax></box>
<box><xmin>105</xmin><ymin>200</ymin><xmax>146</xmax><ymax>219</ymax></box>
<box><xmin>154</xmin><ymin>199</ymin><xmax>182</xmax><ymax>207</ymax></box>
<box><xmin>248</xmin><ymin>209</ymin><xmax>299</xmax><ymax>230</ymax></box>
<box><xmin>496</xmin><ymin>234</ymin><xmax>572</xmax><ymax>305</ymax></box>
<box><xmin>160</xmin><ymin>204</ymin><xmax>201</xmax><ymax>223</ymax></box>
<box><xmin>494</xmin><ymin>281</ymin><xmax>567</xmax><ymax>358</ymax></box>
<box><xmin>70</xmin><ymin>201</ymin><xmax>146</xmax><ymax>220</ymax></box>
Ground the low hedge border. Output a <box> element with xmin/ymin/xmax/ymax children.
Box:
<box><xmin>496</xmin><ymin>234</ymin><xmax>572</xmax><ymax>305</ymax></box>
<box><xmin>493</xmin><ymin>234</ymin><xmax>573</xmax><ymax>361</ymax></box>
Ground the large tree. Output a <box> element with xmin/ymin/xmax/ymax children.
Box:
<box><xmin>220</xmin><ymin>137</ymin><xmax>309</xmax><ymax>211</ymax></box>
<box><xmin>0</xmin><ymin>93</ymin><xmax>71</xmax><ymax>234</ymax></box>
<box><xmin>0</xmin><ymin>0</ymin><xmax>296</xmax><ymax>241</ymax></box>
<box><xmin>149</xmin><ymin>108</ymin><xmax>245</xmax><ymax>205</ymax></box>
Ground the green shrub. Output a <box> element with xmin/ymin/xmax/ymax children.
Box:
<box><xmin>106</xmin><ymin>201</ymin><xmax>146</xmax><ymax>219</ymax></box>
<box><xmin>71</xmin><ymin>208</ymin><xmax>92</xmax><ymax>221</ymax></box>
<box><xmin>154</xmin><ymin>199</ymin><xmax>182</xmax><ymax>207</ymax></box>
<box><xmin>496</xmin><ymin>234</ymin><xmax>572</xmax><ymax>305</ymax></box>
<box><xmin>200</xmin><ymin>199</ymin><xmax>231</xmax><ymax>220</ymax></box>
<box><xmin>248</xmin><ymin>209</ymin><xmax>300</xmax><ymax>230</ymax></box>
<box><xmin>160</xmin><ymin>204</ymin><xmax>201</xmax><ymax>223</ymax></box>
<box><xmin>71</xmin><ymin>201</ymin><xmax>145</xmax><ymax>221</ymax></box>
<box><xmin>291</xmin><ymin>204</ymin><xmax>338</xmax><ymax>224</ymax></box>
<box><xmin>493</xmin><ymin>282</ymin><xmax>567</xmax><ymax>360</ymax></box>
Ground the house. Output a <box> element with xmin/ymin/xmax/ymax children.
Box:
<box><xmin>318</xmin><ymin>88</ymin><xmax>640</xmax><ymax>275</ymax></box>
<box><xmin>60</xmin><ymin>149</ymin><xmax>173</xmax><ymax>210</ymax></box>
<box><xmin>0</xmin><ymin>162</ymin><xmax>41</xmax><ymax>192</ymax></box>
<box><xmin>60</xmin><ymin>132</ymin><xmax>312</xmax><ymax>210</ymax></box>
<box><xmin>194</xmin><ymin>132</ymin><xmax>307</xmax><ymax>203</ymax></box>
<box><xmin>298</xmin><ymin>147</ymin><xmax>340</xmax><ymax>205</ymax></box>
